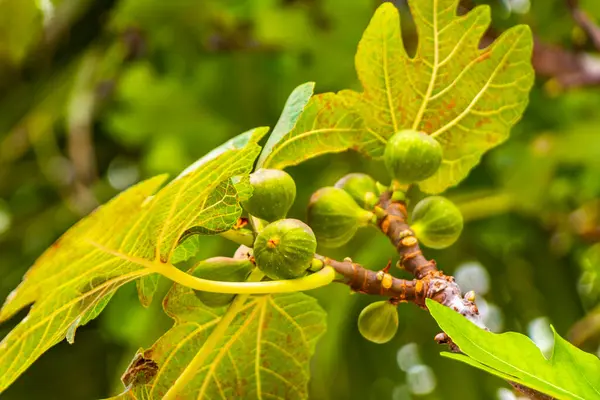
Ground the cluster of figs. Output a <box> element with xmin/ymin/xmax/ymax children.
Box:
<box><xmin>190</xmin><ymin>130</ymin><xmax>464</xmax><ymax>343</ymax></box>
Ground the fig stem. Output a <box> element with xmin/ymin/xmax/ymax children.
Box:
<box><xmin>219</xmin><ymin>228</ymin><xmax>255</xmax><ymax>247</ymax></box>
<box><xmin>250</xmin><ymin>216</ymin><xmax>268</xmax><ymax>234</ymax></box>
<box><xmin>364</xmin><ymin>192</ymin><xmax>378</xmax><ymax>209</ymax></box>
<box><xmin>390</xmin><ymin>179</ymin><xmax>410</xmax><ymax>192</ymax></box>
<box><xmin>154</xmin><ymin>262</ymin><xmax>336</xmax><ymax>294</ymax></box>
<box><xmin>390</xmin><ymin>190</ymin><xmax>406</xmax><ymax>203</ymax></box>
<box><xmin>375</xmin><ymin>181</ymin><xmax>388</xmax><ymax>195</ymax></box>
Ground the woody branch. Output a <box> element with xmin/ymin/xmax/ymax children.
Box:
<box><xmin>316</xmin><ymin>191</ymin><xmax>552</xmax><ymax>400</ymax></box>
<box><xmin>319</xmin><ymin>191</ymin><xmax>484</xmax><ymax>327</ymax></box>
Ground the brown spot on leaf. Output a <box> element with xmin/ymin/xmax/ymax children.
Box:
<box><xmin>121</xmin><ymin>353</ymin><xmax>159</xmax><ymax>387</ymax></box>
<box><xmin>475</xmin><ymin>117</ymin><xmax>492</xmax><ymax>128</ymax></box>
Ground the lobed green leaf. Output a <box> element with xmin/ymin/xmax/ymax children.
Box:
<box><xmin>427</xmin><ymin>299</ymin><xmax>600</xmax><ymax>400</ymax></box>
<box><xmin>115</xmin><ymin>273</ymin><xmax>327</xmax><ymax>400</ymax></box>
<box><xmin>259</xmin><ymin>85</ymin><xmax>382</xmax><ymax>170</ymax></box>
<box><xmin>351</xmin><ymin>1</ymin><xmax>534</xmax><ymax>192</ymax></box>
<box><xmin>257</xmin><ymin>82</ymin><xmax>315</xmax><ymax>168</ymax></box>
<box><xmin>0</xmin><ymin>128</ymin><xmax>268</xmax><ymax>394</ymax></box>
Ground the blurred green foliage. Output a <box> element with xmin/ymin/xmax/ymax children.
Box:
<box><xmin>1</xmin><ymin>0</ymin><xmax>600</xmax><ymax>399</ymax></box>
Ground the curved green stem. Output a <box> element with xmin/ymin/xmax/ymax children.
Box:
<box><xmin>153</xmin><ymin>262</ymin><xmax>336</xmax><ymax>294</ymax></box>
<box><xmin>218</xmin><ymin>228</ymin><xmax>255</xmax><ymax>247</ymax></box>
<box><xmin>250</xmin><ymin>216</ymin><xmax>267</xmax><ymax>233</ymax></box>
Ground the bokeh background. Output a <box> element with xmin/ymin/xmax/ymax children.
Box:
<box><xmin>1</xmin><ymin>0</ymin><xmax>600</xmax><ymax>399</ymax></box>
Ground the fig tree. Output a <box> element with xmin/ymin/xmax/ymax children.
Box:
<box><xmin>192</xmin><ymin>257</ymin><xmax>254</xmax><ymax>307</ymax></box>
<box><xmin>411</xmin><ymin>196</ymin><xmax>463</xmax><ymax>249</ymax></box>
<box><xmin>242</xmin><ymin>168</ymin><xmax>296</xmax><ymax>222</ymax></box>
<box><xmin>307</xmin><ymin>187</ymin><xmax>375</xmax><ymax>248</ymax></box>
<box><xmin>358</xmin><ymin>300</ymin><xmax>399</xmax><ymax>344</ymax></box>
<box><xmin>253</xmin><ymin>218</ymin><xmax>317</xmax><ymax>280</ymax></box>
<box><xmin>334</xmin><ymin>173</ymin><xmax>378</xmax><ymax>209</ymax></box>
<box><xmin>384</xmin><ymin>130</ymin><xmax>442</xmax><ymax>184</ymax></box>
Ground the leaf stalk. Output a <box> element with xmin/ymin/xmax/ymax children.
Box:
<box><xmin>152</xmin><ymin>262</ymin><xmax>336</xmax><ymax>294</ymax></box>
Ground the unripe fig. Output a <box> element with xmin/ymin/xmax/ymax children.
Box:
<box><xmin>233</xmin><ymin>244</ymin><xmax>253</xmax><ymax>260</ymax></box>
<box><xmin>192</xmin><ymin>257</ymin><xmax>254</xmax><ymax>307</ymax></box>
<box><xmin>411</xmin><ymin>196</ymin><xmax>463</xmax><ymax>249</ymax></box>
<box><xmin>307</xmin><ymin>187</ymin><xmax>375</xmax><ymax>248</ymax></box>
<box><xmin>253</xmin><ymin>219</ymin><xmax>317</xmax><ymax>280</ymax></box>
<box><xmin>358</xmin><ymin>301</ymin><xmax>399</xmax><ymax>344</ymax></box>
<box><xmin>384</xmin><ymin>130</ymin><xmax>442</xmax><ymax>184</ymax></box>
<box><xmin>241</xmin><ymin>168</ymin><xmax>296</xmax><ymax>222</ymax></box>
<box><xmin>334</xmin><ymin>173</ymin><xmax>378</xmax><ymax>209</ymax></box>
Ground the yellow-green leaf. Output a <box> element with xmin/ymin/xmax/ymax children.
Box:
<box><xmin>353</xmin><ymin>1</ymin><xmax>534</xmax><ymax>193</ymax></box>
<box><xmin>427</xmin><ymin>299</ymin><xmax>600</xmax><ymax>400</ymax></box>
<box><xmin>257</xmin><ymin>82</ymin><xmax>315</xmax><ymax>168</ymax></box>
<box><xmin>115</xmin><ymin>277</ymin><xmax>326</xmax><ymax>400</ymax></box>
<box><xmin>260</xmin><ymin>88</ymin><xmax>383</xmax><ymax>170</ymax></box>
<box><xmin>0</xmin><ymin>128</ymin><xmax>268</xmax><ymax>394</ymax></box>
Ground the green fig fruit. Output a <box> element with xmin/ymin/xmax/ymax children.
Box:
<box><xmin>253</xmin><ymin>219</ymin><xmax>317</xmax><ymax>280</ymax></box>
<box><xmin>191</xmin><ymin>257</ymin><xmax>254</xmax><ymax>307</ymax></box>
<box><xmin>334</xmin><ymin>173</ymin><xmax>378</xmax><ymax>209</ymax></box>
<box><xmin>411</xmin><ymin>196</ymin><xmax>463</xmax><ymax>249</ymax></box>
<box><xmin>241</xmin><ymin>168</ymin><xmax>296</xmax><ymax>222</ymax></box>
<box><xmin>233</xmin><ymin>244</ymin><xmax>253</xmax><ymax>260</ymax></box>
<box><xmin>307</xmin><ymin>187</ymin><xmax>375</xmax><ymax>248</ymax></box>
<box><xmin>358</xmin><ymin>301</ymin><xmax>399</xmax><ymax>344</ymax></box>
<box><xmin>384</xmin><ymin>130</ymin><xmax>442</xmax><ymax>184</ymax></box>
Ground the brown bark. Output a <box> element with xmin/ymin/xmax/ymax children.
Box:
<box><xmin>319</xmin><ymin>192</ymin><xmax>484</xmax><ymax>327</ymax></box>
<box><xmin>319</xmin><ymin>192</ymin><xmax>554</xmax><ymax>400</ymax></box>
<box><xmin>314</xmin><ymin>254</ymin><xmax>429</xmax><ymax>305</ymax></box>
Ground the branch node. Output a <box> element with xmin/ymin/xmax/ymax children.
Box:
<box><xmin>400</xmin><ymin>249</ymin><xmax>423</xmax><ymax>266</ymax></box>
<box><xmin>400</xmin><ymin>235</ymin><xmax>418</xmax><ymax>247</ymax></box>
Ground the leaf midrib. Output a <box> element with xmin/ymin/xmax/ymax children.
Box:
<box><xmin>380</xmin><ymin>14</ymin><xmax>398</xmax><ymax>132</ymax></box>
<box><xmin>412</xmin><ymin>0</ymin><xmax>439</xmax><ymax>131</ymax></box>
<box><xmin>264</xmin><ymin>127</ymin><xmax>362</xmax><ymax>167</ymax></box>
<box><xmin>197</xmin><ymin>297</ymin><xmax>264</xmax><ymax>399</ymax></box>
<box><xmin>148</xmin><ymin>320</ymin><xmax>221</xmax><ymax>395</ymax></box>
<box><xmin>255</xmin><ymin>298</ymin><xmax>267</xmax><ymax>399</ymax></box>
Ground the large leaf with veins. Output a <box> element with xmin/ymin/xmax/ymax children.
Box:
<box><xmin>258</xmin><ymin>83</ymin><xmax>383</xmax><ymax>170</ymax></box>
<box><xmin>352</xmin><ymin>1</ymin><xmax>534</xmax><ymax>193</ymax></box>
<box><xmin>0</xmin><ymin>128</ymin><xmax>268</xmax><ymax>394</ymax></box>
<box><xmin>428</xmin><ymin>300</ymin><xmax>600</xmax><ymax>400</ymax></box>
<box><xmin>113</xmin><ymin>270</ymin><xmax>326</xmax><ymax>400</ymax></box>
